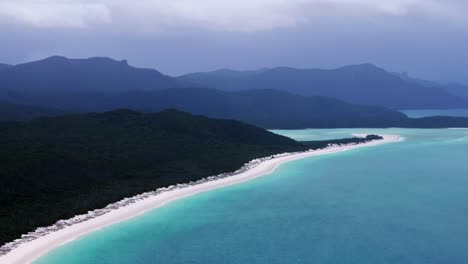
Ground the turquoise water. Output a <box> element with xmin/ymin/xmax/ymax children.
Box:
<box><xmin>35</xmin><ymin>129</ymin><xmax>468</xmax><ymax>264</ymax></box>
<box><xmin>401</xmin><ymin>108</ymin><xmax>468</xmax><ymax>118</ymax></box>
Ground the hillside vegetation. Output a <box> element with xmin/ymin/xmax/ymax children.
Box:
<box><xmin>0</xmin><ymin>110</ymin><xmax>382</xmax><ymax>245</ymax></box>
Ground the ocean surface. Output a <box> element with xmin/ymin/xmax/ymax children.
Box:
<box><xmin>35</xmin><ymin>129</ymin><xmax>468</xmax><ymax>264</ymax></box>
<box><xmin>401</xmin><ymin>108</ymin><xmax>468</xmax><ymax>118</ymax></box>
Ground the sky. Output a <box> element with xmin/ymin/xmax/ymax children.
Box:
<box><xmin>0</xmin><ymin>0</ymin><xmax>467</xmax><ymax>83</ymax></box>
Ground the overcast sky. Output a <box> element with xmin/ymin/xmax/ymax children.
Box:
<box><xmin>0</xmin><ymin>0</ymin><xmax>467</xmax><ymax>83</ymax></box>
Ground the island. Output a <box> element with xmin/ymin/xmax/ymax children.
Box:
<box><xmin>0</xmin><ymin>109</ymin><xmax>401</xmax><ymax>263</ymax></box>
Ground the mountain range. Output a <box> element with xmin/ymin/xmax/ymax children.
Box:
<box><xmin>73</xmin><ymin>88</ymin><xmax>408</xmax><ymax>128</ymax></box>
<box><xmin>180</xmin><ymin>64</ymin><xmax>468</xmax><ymax>110</ymax></box>
<box><xmin>0</xmin><ymin>56</ymin><xmax>181</xmax><ymax>94</ymax></box>
<box><xmin>396</xmin><ymin>72</ymin><xmax>468</xmax><ymax>102</ymax></box>
<box><xmin>1</xmin><ymin>56</ymin><xmax>468</xmax><ymax>128</ymax></box>
<box><xmin>0</xmin><ymin>86</ymin><xmax>411</xmax><ymax>129</ymax></box>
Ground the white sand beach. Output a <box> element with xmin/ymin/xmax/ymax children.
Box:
<box><xmin>0</xmin><ymin>134</ymin><xmax>402</xmax><ymax>264</ymax></box>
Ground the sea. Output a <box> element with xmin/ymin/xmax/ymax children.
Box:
<box><xmin>401</xmin><ymin>108</ymin><xmax>468</xmax><ymax>118</ymax></box>
<box><xmin>35</xmin><ymin>128</ymin><xmax>468</xmax><ymax>264</ymax></box>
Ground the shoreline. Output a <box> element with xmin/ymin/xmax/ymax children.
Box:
<box><xmin>0</xmin><ymin>134</ymin><xmax>402</xmax><ymax>264</ymax></box>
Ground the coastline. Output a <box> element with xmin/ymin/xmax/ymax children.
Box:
<box><xmin>0</xmin><ymin>134</ymin><xmax>402</xmax><ymax>264</ymax></box>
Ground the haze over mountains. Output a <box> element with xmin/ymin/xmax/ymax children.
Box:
<box><xmin>443</xmin><ymin>83</ymin><xmax>468</xmax><ymax>101</ymax></box>
<box><xmin>0</xmin><ymin>56</ymin><xmax>181</xmax><ymax>94</ymax></box>
<box><xmin>396</xmin><ymin>72</ymin><xmax>468</xmax><ymax>102</ymax></box>
<box><xmin>75</xmin><ymin>88</ymin><xmax>409</xmax><ymax>128</ymax></box>
<box><xmin>1</xmin><ymin>56</ymin><xmax>468</xmax><ymax>128</ymax></box>
<box><xmin>0</xmin><ymin>87</ymin><xmax>408</xmax><ymax>127</ymax></box>
<box><xmin>0</xmin><ymin>63</ymin><xmax>10</xmax><ymax>70</ymax></box>
<box><xmin>180</xmin><ymin>64</ymin><xmax>468</xmax><ymax>109</ymax></box>
<box><xmin>0</xmin><ymin>102</ymin><xmax>63</xmax><ymax>121</ymax></box>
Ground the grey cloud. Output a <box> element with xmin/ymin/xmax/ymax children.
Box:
<box><xmin>0</xmin><ymin>0</ymin><xmax>467</xmax><ymax>32</ymax></box>
<box><xmin>0</xmin><ymin>1</ymin><xmax>111</xmax><ymax>28</ymax></box>
<box><xmin>0</xmin><ymin>0</ymin><xmax>467</xmax><ymax>84</ymax></box>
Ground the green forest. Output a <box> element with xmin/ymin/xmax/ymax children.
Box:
<box><xmin>0</xmin><ymin>109</ymin><xmax>382</xmax><ymax>245</ymax></box>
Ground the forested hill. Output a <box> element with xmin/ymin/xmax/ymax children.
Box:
<box><xmin>0</xmin><ymin>109</ymin><xmax>385</xmax><ymax>246</ymax></box>
<box><xmin>3</xmin><ymin>88</ymin><xmax>468</xmax><ymax>128</ymax></box>
<box><xmin>0</xmin><ymin>109</ymin><xmax>304</xmax><ymax>245</ymax></box>
<box><xmin>0</xmin><ymin>88</ymin><xmax>408</xmax><ymax>128</ymax></box>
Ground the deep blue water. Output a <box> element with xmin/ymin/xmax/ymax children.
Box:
<box><xmin>35</xmin><ymin>129</ymin><xmax>468</xmax><ymax>264</ymax></box>
<box><xmin>401</xmin><ymin>108</ymin><xmax>468</xmax><ymax>118</ymax></box>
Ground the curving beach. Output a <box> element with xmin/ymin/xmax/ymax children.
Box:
<box><xmin>0</xmin><ymin>134</ymin><xmax>402</xmax><ymax>264</ymax></box>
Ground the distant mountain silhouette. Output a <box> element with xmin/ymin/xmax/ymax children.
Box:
<box><xmin>0</xmin><ymin>63</ymin><xmax>11</xmax><ymax>70</ymax></box>
<box><xmin>442</xmin><ymin>83</ymin><xmax>468</xmax><ymax>101</ymax></box>
<box><xmin>0</xmin><ymin>56</ymin><xmax>184</xmax><ymax>95</ymax></box>
<box><xmin>80</xmin><ymin>88</ymin><xmax>468</xmax><ymax>128</ymax></box>
<box><xmin>394</xmin><ymin>72</ymin><xmax>468</xmax><ymax>102</ymax></box>
<box><xmin>112</xmin><ymin>88</ymin><xmax>409</xmax><ymax>128</ymax></box>
<box><xmin>392</xmin><ymin>72</ymin><xmax>440</xmax><ymax>88</ymax></box>
<box><xmin>0</xmin><ymin>87</ymin><xmax>408</xmax><ymax>128</ymax></box>
<box><xmin>3</xmin><ymin>56</ymin><xmax>466</xmax><ymax>110</ymax></box>
<box><xmin>2</xmin><ymin>56</ymin><xmax>468</xmax><ymax>127</ymax></box>
<box><xmin>3</xmin><ymin>83</ymin><xmax>468</xmax><ymax>128</ymax></box>
<box><xmin>179</xmin><ymin>64</ymin><xmax>468</xmax><ymax>109</ymax></box>
<box><xmin>184</xmin><ymin>68</ymin><xmax>270</xmax><ymax>82</ymax></box>
<box><xmin>0</xmin><ymin>102</ymin><xmax>64</xmax><ymax>121</ymax></box>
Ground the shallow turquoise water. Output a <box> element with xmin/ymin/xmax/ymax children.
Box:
<box><xmin>401</xmin><ymin>108</ymin><xmax>468</xmax><ymax>118</ymax></box>
<box><xmin>35</xmin><ymin>129</ymin><xmax>468</xmax><ymax>264</ymax></box>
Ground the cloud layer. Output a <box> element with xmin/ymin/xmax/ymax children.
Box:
<box><xmin>0</xmin><ymin>0</ymin><xmax>467</xmax><ymax>32</ymax></box>
<box><xmin>0</xmin><ymin>1</ymin><xmax>110</xmax><ymax>28</ymax></box>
